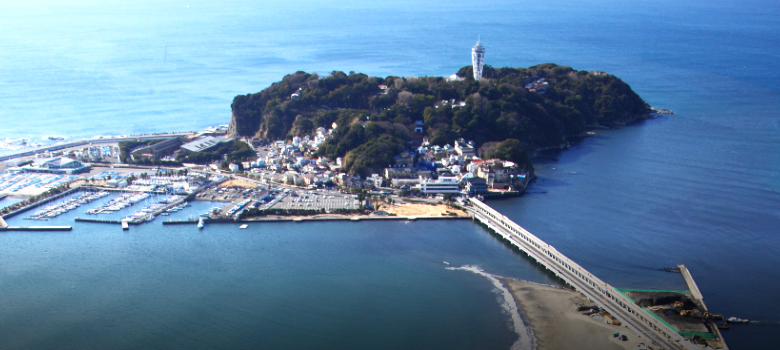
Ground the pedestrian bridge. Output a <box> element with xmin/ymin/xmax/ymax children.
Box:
<box><xmin>468</xmin><ymin>198</ymin><xmax>697</xmax><ymax>350</ymax></box>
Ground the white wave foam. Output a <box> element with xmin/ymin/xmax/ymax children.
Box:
<box><xmin>447</xmin><ymin>265</ymin><xmax>536</xmax><ymax>350</ymax></box>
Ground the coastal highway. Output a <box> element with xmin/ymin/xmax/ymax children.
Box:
<box><xmin>467</xmin><ymin>199</ymin><xmax>697</xmax><ymax>350</ymax></box>
<box><xmin>0</xmin><ymin>132</ymin><xmax>196</xmax><ymax>162</ymax></box>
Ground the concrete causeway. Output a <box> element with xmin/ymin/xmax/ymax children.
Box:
<box><xmin>468</xmin><ymin>198</ymin><xmax>702</xmax><ymax>350</ymax></box>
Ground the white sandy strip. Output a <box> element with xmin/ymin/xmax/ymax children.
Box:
<box><xmin>447</xmin><ymin>265</ymin><xmax>537</xmax><ymax>350</ymax></box>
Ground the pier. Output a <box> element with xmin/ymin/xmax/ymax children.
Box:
<box><xmin>0</xmin><ymin>209</ymin><xmax>72</xmax><ymax>231</ymax></box>
<box><xmin>467</xmin><ymin>198</ymin><xmax>701</xmax><ymax>350</ymax></box>
<box><xmin>678</xmin><ymin>265</ymin><xmax>730</xmax><ymax>349</ymax></box>
<box><xmin>678</xmin><ymin>264</ymin><xmax>704</xmax><ymax>302</ymax></box>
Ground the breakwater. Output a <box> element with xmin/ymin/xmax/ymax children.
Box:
<box><xmin>162</xmin><ymin>215</ymin><xmax>470</xmax><ymax>225</ymax></box>
<box><xmin>1</xmin><ymin>187</ymin><xmax>82</xmax><ymax>219</ymax></box>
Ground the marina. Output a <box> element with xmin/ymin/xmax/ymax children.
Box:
<box><xmin>122</xmin><ymin>195</ymin><xmax>187</xmax><ymax>223</ymax></box>
<box><xmin>24</xmin><ymin>191</ymin><xmax>110</xmax><ymax>220</ymax></box>
<box><xmin>85</xmin><ymin>192</ymin><xmax>151</xmax><ymax>215</ymax></box>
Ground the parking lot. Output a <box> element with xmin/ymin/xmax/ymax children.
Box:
<box><xmin>268</xmin><ymin>189</ymin><xmax>361</xmax><ymax>211</ymax></box>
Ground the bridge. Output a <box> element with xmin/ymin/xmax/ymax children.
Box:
<box><xmin>467</xmin><ymin>198</ymin><xmax>698</xmax><ymax>350</ymax></box>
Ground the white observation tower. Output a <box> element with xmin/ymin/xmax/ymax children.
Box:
<box><xmin>471</xmin><ymin>38</ymin><xmax>485</xmax><ymax>80</ymax></box>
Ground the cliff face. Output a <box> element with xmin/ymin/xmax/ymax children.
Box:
<box><xmin>227</xmin><ymin>110</ymin><xmax>239</xmax><ymax>138</ymax></box>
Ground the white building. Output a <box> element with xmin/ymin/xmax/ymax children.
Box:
<box><xmin>414</xmin><ymin>175</ymin><xmax>460</xmax><ymax>194</ymax></box>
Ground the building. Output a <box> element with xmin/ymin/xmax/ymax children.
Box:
<box><xmin>414</xmin><ymin>120</ymin><xmax>424</xmax><ymax>134</ymax></box>
<box><xmin>132</xmin><ymin>137</ymin><xmax>183</xmax><ymax>160</ymax></box>
<box><xmin>384</xmin><ymin>166</ymin><xmax>415</xmax><ymax>180</ymax></box>
<box><xmin>414</xmin><ymin>174</ymin><xmax>460</xmax><ymax>194</ymax></box>
<box><xmin>472</xmin><ymin>38</ymin><xmax>486</xmax><ymax>80</ymax></box>
<box><xmin>464</xmin><ymin>177</ymin><xmax>487</xmax><ymax>196</ymax></box>
<box><xmin>106</xmin><ymin>179</ymin><xmax>128</xmax><ymax>188</ymax></box>
<box><xmin>454</xmin><ymin>139</ymin><xmax>475</xmax><ymax>157</ymax></box>
<box><xmin>393</xmin><ymin>151</ymin><xmax>415</xmax><ymax>167</ymax></box>
<box><xmin>20</xmin><ymin>157</ymin><xmax>90</xmax><ymax>174</ymax></box>
<box><xmin>180</xmin><ymin>136</ymin><xmax>228</xmax><ymax>155</ymax></box>
<box><xmin>475</xmin><ymin>159</ymin><xmax>526</xmax><ymax>190</ymax></box>
<box><xmin>365</xmin><ymin>174</ymin><xmax>384</xmax><ymax>188</ymax></box>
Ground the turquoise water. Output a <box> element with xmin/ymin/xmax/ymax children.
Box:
<box><xmin>2</xmin><ymin>0</ymin><xmax>780</xmax><ymax>349</ymax></box>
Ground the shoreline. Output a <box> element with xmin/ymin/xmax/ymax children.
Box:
<box><xmin>500</xmin><ymin>278</ymin><xmax>650</xmax><ymax>350</ymax></box>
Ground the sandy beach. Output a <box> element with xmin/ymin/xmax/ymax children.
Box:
<box><xmin>502</xmin><ymin>279</ymin><xmax>649</xmax><ymax>350</ymax></box>
<box><xmin>379</xmin><ymin>202</ymin><xmax>469</xmax><ymax>217</ymax></box>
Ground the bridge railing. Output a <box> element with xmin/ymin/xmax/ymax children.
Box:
<box><xmin>469</xmin><ymin>198</ymin><xmax>692</xmax><ymax>350</ymax></box>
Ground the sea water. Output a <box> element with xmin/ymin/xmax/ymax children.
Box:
<box><xmin>1</xmin><ymin>0</ymin><xmax>779</xmax><ymax>349</ymax></box>
<box><xmin>0</xmin><ymin>197</ymin><xmax>553</xmax><ymax>350</ymax></box>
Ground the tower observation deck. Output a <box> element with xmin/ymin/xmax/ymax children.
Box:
<box><xmin>471</xmin><ymin>39</ymin><xmax>486</xmax><ymax>80</ymax></box>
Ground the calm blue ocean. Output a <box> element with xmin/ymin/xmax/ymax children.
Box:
<box><xmin>1</xmin><ymin>0</ymin><xmax>779</xmax><ymax>349</ymax></box>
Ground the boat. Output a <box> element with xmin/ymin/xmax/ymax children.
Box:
<box><xmin>727</xmin><ymin>317</ymin><xmax>749</xmax><ymax>323</ymax></box>
<box><xmin>145</xmin><ymin>215</ymin><xmax>155</xmax><ymax>222</ymax></box>
<box><xmin>197</xmin><ymin>218</ymin><xmax>205</xmax><ymax>229</ymax></box>
<box><xmin>48</xmin><ymin>136</ymin><xmax>65</xmax><ymax>141</ymax></box>
<box><xmin>239</xmin><ymin>224</ymin><xmax>248</xmax><ymax>229</ymax></box>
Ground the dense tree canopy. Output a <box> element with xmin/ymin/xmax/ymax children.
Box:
<box><xmin>230</xmin><ymin>64</ymin><xmax>648</xmax><ymax>175</ymax></box>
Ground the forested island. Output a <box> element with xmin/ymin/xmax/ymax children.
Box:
<box><xmin>228</xmin><ymin>64</ymin><xmax>649</xmax><ymax>176</ymax></box>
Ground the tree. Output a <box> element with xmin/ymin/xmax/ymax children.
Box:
<box><xmin>487</xmin><ymin>139</ymin><xmax>532</xmax><ymax>171</ymax></box>
<box><xmin>396</xmin><ymin>91</ymin><xmax>413</xmax><ymax>106</ymax></box>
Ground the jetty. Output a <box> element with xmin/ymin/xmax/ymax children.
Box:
<box><xmin>467</xmin><ymin>198</ymin><xmax>700</xmax><ymax>350</ymax></box>
<box><xmin>74</xmin><ymin>217</ymin><xmax>123</xmax><ymax>224</ymax></box>
<box><xmin>678</xmin><ymin>264</ymin><xmax>730</xmax><ymax>349</ymax></box>
<box><xmin>0</xmin><ymin>216</ymin><xmax>71</xmax><ymax>231</ymax></box>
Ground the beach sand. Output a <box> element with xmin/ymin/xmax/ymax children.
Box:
<box><xmin>502</xmin><ymin>279</ymin><xmax>648</xmax><ymax>350</ymax></box>
<box><xmin>219</xmin><ymin>179</ymin><xmax>256</xmax><ymax>188</ymax></box>
<box><xmin>380</xmin><ymin>203</ymin><xmax>468</xmax><ymax>217</ymax></box>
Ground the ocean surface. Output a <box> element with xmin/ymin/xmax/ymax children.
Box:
<box><xmin>1</xmin><ymin>0</ymin><xmax>779</xmax><ymax>349</ymax></box>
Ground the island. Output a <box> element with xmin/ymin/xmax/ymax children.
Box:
<box><xmin>226</xmin><ymin>64</ymin><xmax>650</xmax><ymax>177</ymax></box>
